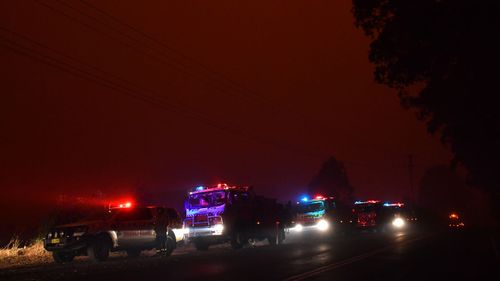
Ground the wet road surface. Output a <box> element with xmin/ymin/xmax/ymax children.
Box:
<box><xmin>1</xmin><ymin>227</ymin><xmax>498</xmax><ymax>281</ymax></box>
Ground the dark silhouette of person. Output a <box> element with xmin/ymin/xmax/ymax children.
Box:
<box><xmin>155</xmin><ymin>208</ymin><xmax>169</xmax><ymax>254</ymax></box>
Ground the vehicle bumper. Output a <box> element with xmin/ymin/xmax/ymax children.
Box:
<box><xmin>44</xmin><ymin>237</ymin><xmax>88</xmax><ymax>252</ymax></box>
<box><xmin>185</xmin><ymin>226</ymin><xmax>224</xmax><ymax>239</ymax></box>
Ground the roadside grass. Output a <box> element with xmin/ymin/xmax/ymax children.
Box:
<box><xmin>0</xmin><ymin>237</ymin><xmax>52</xmax><ymax>269</ymax></box>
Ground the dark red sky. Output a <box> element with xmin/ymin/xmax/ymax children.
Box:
<box><xmin>0</xmin><ymin>0</ymin><xmax>451</xmax><ymax>224</ymax></box>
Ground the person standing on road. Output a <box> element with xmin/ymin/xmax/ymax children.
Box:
<box><xmin>154</xmin><ymin>207</ymin><xmax>169</xmax><ymax>255</ymax></box>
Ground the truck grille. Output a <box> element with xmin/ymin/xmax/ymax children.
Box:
<box><xmin>194</xmin><ymin>214</ymin><xmax>208</xmax><ymax>222</ymax></box>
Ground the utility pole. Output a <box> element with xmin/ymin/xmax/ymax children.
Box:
<box><xmin>408</xmin><ymin>154</ymin><xmax>415</xmax><ymax>204</ymax></box>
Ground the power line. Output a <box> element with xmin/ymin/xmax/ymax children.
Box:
<box><xmin>31</xmin><ymin>0</ymin><xmax>321</xmax><ymax>152</ymax></box>
<box><xmin>0</xmin><ymin>27</ymin><xmax>244</xmax><ymax>135</ymax></box>
<box><xmin>34</xmin><ymin>0</ymin><xmax>273</xmax><ymax>109</ymax></box>
<box><xmin>76</xmin><ymin>0</ymin><xmax>272</xmax><ymax>104</ymax></box>
<box><xmin>0</xmin><ymin>26</ymin><xmax>323</xmax><ymax>160</ymax></box>
<box><xmin>38</xmin><ymin>0</ymin><xmax>311</xmax><ymax>128</ymax></box>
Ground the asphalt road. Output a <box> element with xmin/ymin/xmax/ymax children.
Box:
<box><xmin>1</xmin><ymin>227</ymin><xmax>498</xmax><ymax>281</ymax></box>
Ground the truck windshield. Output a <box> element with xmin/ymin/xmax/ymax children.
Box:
<box><xmin>188</xmin><ymin>191</ymin><xmax>227</xmax><ymax>209</ymax></box>
<box><xmin>298</xmin><ymin>201</ymin><xmax>324</xmax><ymax>213</ymax></box>
<box><xmin>356</xmin><ymin>204</ymin><xmax>381</xmax><ymax>213</ymax></box>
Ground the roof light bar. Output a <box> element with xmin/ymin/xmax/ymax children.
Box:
<box><xmin>354</xmin><ymin>200</ymin><xmax>381</xmax><ymax>205</ymax></box>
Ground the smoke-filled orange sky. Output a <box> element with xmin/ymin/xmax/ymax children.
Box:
<box><xmin>0</xmin><ymin>1</ymin><xmax>451</xmax><ymax>225</ymax></box>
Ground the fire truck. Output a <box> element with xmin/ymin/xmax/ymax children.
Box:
<box><xmin>291</xmin><ymin>195</ymin><xmax>354</xmax><ymax>233</ymax></box>
<box><xmin>183</xmin><ymin>183</ymin><xmax>286</xmax><ymax>250</ymax></box>
<box><xmin>44</xmin><ymin>202</ymin><xmax>183</xmax><ymax>263</ymax></box>
<box><xmin>353</xmin><ymin>200</ymin><xmax>408</xmax><ymax>231</ymax></box>
<box><xmin>291</xmin><ymin>195</ymin><xmax>333</xmax><ymax>233</ymax></box>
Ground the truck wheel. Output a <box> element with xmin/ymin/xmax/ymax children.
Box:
<box><xmin>268</xmin><ymin>228</ymin><xmax>285</xmax><ymax>246</ymax></box>
<box><xmin>52</xmin><ymin>251</ymin><xmax>75</xmax><ymax>264</ymax></box>
<box><xmin>230</xmin><ymin>231</ymin><xmax>247</xmax><ymax>250</ymax></box>
<box><xmin>194</xmin><ymin>240</ymin><xmax>209</xmax><ymax>251</ymax></box>
<box><xmin>126</xmin><ymin>249</ymin><xmax>141</xmax><ymax>258</ymax></box>
<box><xmin>87</xmin><ymin>235</ymin><xmax>110</xmax><ymax>262</ymax></box>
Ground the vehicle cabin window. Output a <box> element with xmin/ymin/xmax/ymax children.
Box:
<box><xmin>231</xmin><ymin>191</ymin><xmax>249</xmax><ymax>204</ymax></box>
<box><xmin>325</xmin><ymin>200</ymin><xmax>336</xmax><ymax>210</ymax></box>
<box><xmin>114</xmin><ymin>208</ymin><xmax>153</xmax><ymax>221</ymax></box>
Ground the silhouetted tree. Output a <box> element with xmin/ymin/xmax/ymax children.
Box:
<box><xmin>419</xmin><ymin>165</ymin><xmax>469</xmax><ymax>214</ymax></box>
<box><xmin>352</xmin><ymin>1</ymin><xmax>500</xmax><ymax>216</ymax></box>
<box><xmin>308</xmin><ymin>157</ymin><xmax>354</xmax><ymax>204</ymax></box>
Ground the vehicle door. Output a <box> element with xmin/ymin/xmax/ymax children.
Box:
<box><xmin>139</xmin><ymin>207</ymin><xmax>163</xmax><ymax>246</ymax></box>
<box><xmin>111</xmin><ymin>208</ymin><xmax>154</xmax><ymax>247</ymax></box>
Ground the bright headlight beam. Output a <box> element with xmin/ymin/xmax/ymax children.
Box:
<box><xmin>294</xmin><ymin>224</ymin><xmax>303</xmax><ymax>232</ymax></box>
<box><xmin>214</xmin><ymin>224</ymin><xmax>224</xmax><ymax>232</ymax></box>
<box><xmin>392</xmin><ymin>217</ymin><xmax>405</xmax><ymax>228</ymax></box>
<box><xmin>316</xmin><ymin>220</ymin><xmax>329</xmax><ymax>231</ymax></box>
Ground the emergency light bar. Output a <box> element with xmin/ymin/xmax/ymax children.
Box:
<box><xmin>109</xmin><ymin>201</ymin><xmax>133</xmax><ymax>210</ymax></box>
<box><xmin>297</xmin><ymin>195</ymin><xmax>334</xmax><ymax>204</ymax></box>
<box><xmin>383</xmin><ymin>202</ymin><xmax>405</xmax><ymax>207</ymax></box>
<box><xmin>189</xmin><ymin>183</ymin><xmax>246</xmax><ymax>194</ymax></box>
<box><xmin>354</xmin><ymin>200</ymin><xmax>381</xmax><ymax>205</ymax></box>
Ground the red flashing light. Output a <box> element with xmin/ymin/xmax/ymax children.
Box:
<box><xmin>315</xmin><ymin>195</ymin><xmax>324</xmax><ymax>200</ymax></box>
<box><xmin>110</xmin><ymin>200</ymin><xmax>134</xmax><ymax>210</ymax></box>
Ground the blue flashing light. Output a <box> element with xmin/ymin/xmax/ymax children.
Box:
<box><xmin>195</xmin><ymin>186</ymin><xmax>204</xmax><ymax>191</ymax></box>
<box><xmin>354</xmin><ymin>200</ymin><xmax>363</xmax><ymax>205</ymax></box>
<box><xmin>301</xmin><ymin>196</ymin><xmax>309</xmax><ymax>202</ymax></box>
<box><xmin>383</xmin><ymin>202</ymin><xmax>390</xmax><ymax>207</ymax></box>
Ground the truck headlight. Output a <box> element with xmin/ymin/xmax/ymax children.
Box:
<box><xmin>294</xmin><ymin>224</ymin><xmax>303</xmax><ymax>232</ymax></box>
<box><xmin>392</xmin><ymin>218</ymin><xmax>405</xmax><ymax>228</ymax></box>
<box><xmin>214</xmin><ymin>224</ymin><xmax>224</xmax><ymax>233</ymax></box>
<box><xmin>316</xmin><ymin>220</ymin><xmax>329</xmax><ymax>231</ymax></box>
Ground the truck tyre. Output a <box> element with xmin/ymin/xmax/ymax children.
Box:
<box><xmin>52</xmin><ymin>251</ymin><xmax>75</xmax><ymax>264</ymax></box>
<box><xmin>268</xmin><ymin>228</ymin><xmax>285</xmax><ymax>246</ymax></box>
<box><xmin>194</xmin><ymin>240</ymin><xmax>209</xmax><ymax>251</ymax></box>
<box><xmin>230</xmin><ymin>231</ymin><xmax>247</xmax><ymax>250</ymax></box>
<box><xmin>126</xmin><ymin>249</ymin><xmax>141</xmax><ymax>258</ymax></box>
<box><xmin>87</xmin><ymin>235</ymin><xmax>110</xmax><ymax>262</ymax></box>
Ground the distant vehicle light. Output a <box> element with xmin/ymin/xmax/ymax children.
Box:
<box><xmin>294</xmin><ymin>224</ymin><xmax>303</xmax><ymax>232</ymax></box>
<box><xmin>392</xmin><ymin>217</ymin><xmax>405</xmax><ymax>228</ymax></box>
<box><xmin>316</xmin><ymin>220</ymin><xmax>329</xmax><ymax>231</ymax></box>
<box><xmin>449</xmin><ymin>213</ymin><xmax>459</xmax><ymax>219</ymax></box>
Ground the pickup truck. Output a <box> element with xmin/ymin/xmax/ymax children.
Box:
<box><xmin>44</xmin><ymin>205</ymin><xmax>183</xmax><ymax>263</ymax></box>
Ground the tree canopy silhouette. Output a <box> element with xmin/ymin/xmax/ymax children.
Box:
<box><xmin>419</xmin><ymin>165</ymin><xmax>470</xmax><ymax>214</ymax></box>
<box><xmin>352</xmin><ymin>0</ymin><xmax>500</xmax><ymax>212</ymax></box>
<box><xmin>308</xmin><ymin>157</ymin><xmax>354</xmax><ymax>204</ymax></box>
